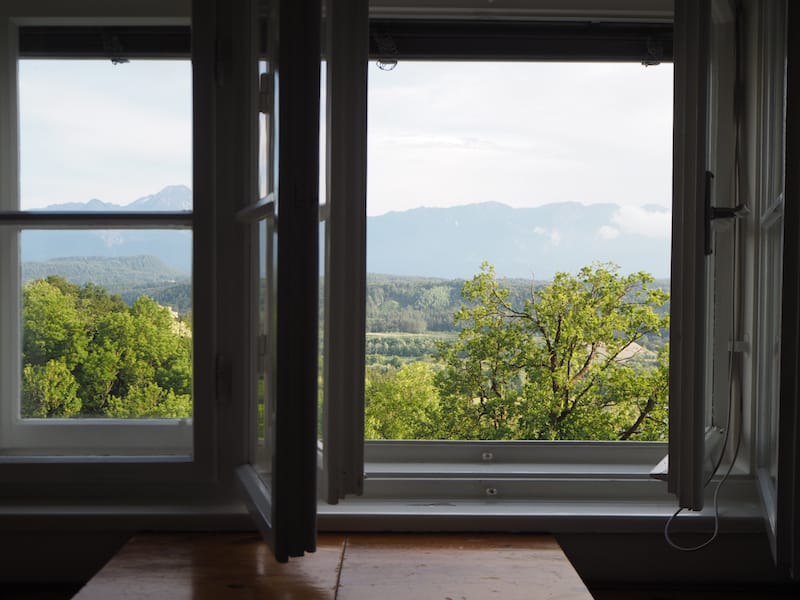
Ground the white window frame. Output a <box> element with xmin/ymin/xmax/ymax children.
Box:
<box><xmin>0</xmin><ymin>2</ymin><xmax>220</xmax><ymax>491</ymax></box>
<box><xmin>0</xmin><ymin>21</ymin><xmax>194</xmax><ymax>455</ymax></box>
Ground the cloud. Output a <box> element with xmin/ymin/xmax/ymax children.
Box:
<box><xmin>597</xmin><ymin>225</ymin><xmax>620</xmax><ymax>240</ymax></box>
<box><xmin>534</xmin><ymin>226</ymin><xmax>562</xmax><ymax>246</ymax></box>
<box><xmin>609</xmin><ymin>205</ymin><xmax>671</xmax><ymax>239</ymax></box>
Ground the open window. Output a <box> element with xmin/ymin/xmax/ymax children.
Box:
<box><xmin>235</xmin><ymin>0</ymin><xmax>320</xmax><ymax>562</ymax></box>
<box><xmin>319</xmin><ymin>11</ymin><xmax>679</xmax><ymax>507</ymax></box>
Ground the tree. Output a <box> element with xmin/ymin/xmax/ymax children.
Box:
<box><xmin>21</xmin><ymin>277</ymin><xmax>193</xmax><ymax>419</ymax></box>
<box><xmin>434</xmin><ymin>263</ymin><xmax>669</xmax><ymax>440</ymax></box>
<box><xmin>365</xmin><ymin>362</ymin><xmax>442</xmax><ymax>439</ymax></box>
<box><xmin>22</xmin><ymin>358</ymin><xmax>82</xmax><ymax>417</ymax></box>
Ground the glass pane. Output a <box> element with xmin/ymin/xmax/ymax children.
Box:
<box><xmin>20</xmin><ymin>229</ymin><xmax>192</xmax><ymax>419</ymax></box>
<box><xmin>365</xmin><ymin>61</ymin><xmax>673</xmax><ymax>441</ymax></box>
<box><xmin>19</xmin><ymin>59</ymin><xmax>192</xmax><ymax>211</ymax></box>
<box><xmin>318</xmin><ymin>219</ymin><xmax>326</xmax><ymax>441</ymax></box>
<box><xmin>255</xmin><ymin>219</ymin><xmax>274</xmax><ymax>477</ymax></box>
<box><xmin>259</xmin><ymin>59</ymin><xmax>271</xmax><ymax>200</ymax></box>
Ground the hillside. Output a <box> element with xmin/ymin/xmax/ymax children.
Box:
<box><xmin>22</xmin><ymin>255</ymin><xmax>192</xmax><ymax>315</ymax></box>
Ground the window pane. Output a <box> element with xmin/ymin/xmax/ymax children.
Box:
<box><xmin>255</xmin><ymin>219</ymin><xmax>272</xmax><ymax>476</ymax></box>
<box><xmin>19</xmin><ymin>59</ymin><xmax>192</xmax><ymax>211</ymax></box>
<box><xmin>20</xmin><ymin>229</ymin><xmax>192</xmax><ymax>420</ymax></box>
<box><xmin>365</xmin><ymin>61</ymin><xmax>672</xmax><ymax>441</ymax></box>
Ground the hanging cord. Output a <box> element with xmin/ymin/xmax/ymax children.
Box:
<box><xmin>664</xmin><ymin>323</ymin><xmax>744</xmax><ymax>551</ymax></box>
<box><xmin>664</xmin><ymin>0</ymin><xmax>748</xmax><ymax>552</ymax></box>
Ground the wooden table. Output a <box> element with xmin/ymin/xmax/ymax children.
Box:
<box><xmin>75</xmin><ymin>533</ymin><xmax>592</xmax><ymax>599</ymax></box>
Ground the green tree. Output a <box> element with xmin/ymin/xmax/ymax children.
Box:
<box><xmin>22</xmin><ymin>278</ymin><xmax>89</xmax><ymax>369</ymax></box>
<box><xmin>435</xmin><ymin>262</ymin><xmax>669</xmax><ymax>440</ymax></box>
<box><xmin>21</xmin><ymin>277</ymin><xmax>193</xmax><ymax>419</ymax></box>
<box><xmin>22</xmin><ymin>358</ymin><xmax>82</xmax><ymax>417</ymax></box>
<box><xmin>365</xmin><ymin>362</ymin><xmax>441</xmax><ymax>439</ymax></box>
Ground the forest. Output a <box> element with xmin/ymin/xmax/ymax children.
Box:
<box><xmin>21</xmin><ymin>260</ymin><xmax>670</xmax><ymax>442</ymax></box>
<box><xmin>21</xmin><ymin>276</ymin><xmax>192</xmax><ymax>419</ymax></box>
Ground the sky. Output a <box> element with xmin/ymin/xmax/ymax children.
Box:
<box><xmin>19</xmin><ymin>59</ymin><xmax>192</xmax><ymax>209</ymax></box>
<box><xmin>19</xmin><ymin>58</ymin><xmax>673</xmax><ymax>239</ymax></box>
<box><xmin>367</xmin><ymin>60</ymin><xmax>673</xmax><ymax>220</ymax></box>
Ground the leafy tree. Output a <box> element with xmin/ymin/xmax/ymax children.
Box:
<box><xmin>434</xmin><ymin>263</ymin><xmax>669</xmax><ymax>440</ymax></box>
<box><xmin>22</xmin><ymin>278</ymin><xmax>89</xmax><ymax>369</ymax></box>
<box><xmin>365</xmin><ymin>362</ymin><xmax>441</xmax><ymax>439</ymax></box>
<box><xmin>22</xmin><ymin>358</ymin><xmax>82</xmax><ymax>417</ymax></box>
<box><xmin>105</xmin><ymin>382</ymin><xmax>191</xmax><ymax>419</ymax></box>
<box><xmin>21</xmin><ymin>277</ymin><xmax>193</xmax><ymax>419</ymax></box>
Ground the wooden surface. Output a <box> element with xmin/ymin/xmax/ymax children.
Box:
<box><xmin>74</xmin><ymin>533</ymin><xmax>592</xmax><ymax>599</ymax></box>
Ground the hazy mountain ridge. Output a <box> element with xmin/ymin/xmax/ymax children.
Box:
<box><xmin>40</xmin><ymin>185</ymin><xmax>192</xmax><ymax>212</ymax></box>
<box><xmin>25</xmin><ymin>186</ymin><xmax>671</xmax><ymax>279</ymax></box>
<box><xmin>368</xmin><ymin>201</ymin><xmax>671</xmax><ymax>279</ymax></box>
<box><xmin>23</xmin><ymin>186</ymin><xmax>193</xmax><ymax>273</ymax></box>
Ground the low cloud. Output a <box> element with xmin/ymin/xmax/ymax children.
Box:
<box><xmin>534</xmin><ymin>226</ymin><xmax>562</xmax><ymax>246</ymax></box>
<box><xmin>609</xmin><ymin>205</ymin><xmax>671</xmax><ymax>239</ymax></box>
<box><xmin>597</xmin><ymin>225</ymin><xmax>620</xmax><ymax>240</ymax></box>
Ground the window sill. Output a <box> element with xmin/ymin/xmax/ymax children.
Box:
<box><xmin>318</xmin><ymin>486</ymin><xmax>764</xmax><ymax>534</ymax></box>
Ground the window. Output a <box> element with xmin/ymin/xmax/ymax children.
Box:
<box><xmin>2</xmin><ymin>0</ymin><xmax>799</xmax><ymax>578</ymax></box>
<box><xmin>0</xmin><ymin>56</ymin><xmax>194</xmax><ymax>455</ymax></box>
<box><xmin>316</xmin><ymin>5</ymin><xmax>798</xmax><ymax>577</ymax></box>
<box><xmin>363</xmin><ymin>59</ymin><xmax>673</xmax><ymax>444</ymax></box>
<box><xmin>0</xmin><ymin>5</ymin><xmax>217</xmax><ymax>489</ymax></box>
<box><xmin>314</xmin><ymin>16</ymin><xmax>683</xmax><ymax>513</ymax></box>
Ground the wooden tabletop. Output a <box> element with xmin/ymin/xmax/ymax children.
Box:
<box><xmin>75</xmin><ymin>533</ymin><xmax>592</xmax><ymax>599</ymax></box>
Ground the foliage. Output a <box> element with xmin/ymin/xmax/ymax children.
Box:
<box><xmin>21</xmin><ymin>276</ymin><xmax>192</xmax><ymax>419</ymax></box>
<box><xmin>365</xmin><ymin>362</ymin><xmax>441</xmax><ymax>439</ymax></box>
<box><xmin>365</xmin><ymin>272</ymin><xmax>670</xmax><ymax>339</ymax></box>
<box><xmin>434</xmin><ymin>263</ymin><xmax>669</xmax><ymax>440</ymax></box>
<box><xmin>365</xmin><ymin>263</ymin><xmax>670</xmax><ymax>441</ymax></box>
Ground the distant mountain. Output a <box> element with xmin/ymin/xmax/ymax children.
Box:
<box><xmin>42</xmin><ymin>185</ymin><xmax>192</xmax><ymax>212</ymax></box>
<box><xmin>23</xmin><ymin>187</ymin><xmax>671</xmax><ymax>279</ymax></box>
<box><xmin>368</xmin><ymin>201</ymin><xmax>671</xmax><ymax>279</ymax></box>
<box><xmin>126</xmin><ymin>185</ymin><xmax>192</xmax><ymax>211</ymax></box>
<box><xmin>23</xmin><ymin>186</ymin><xmax>192</xmax><ymax>273</ymax></box>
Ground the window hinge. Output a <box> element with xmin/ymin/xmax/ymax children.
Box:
<box><xmin>215</xmin><ymin>353</ymin><xmax>232</xmax><ymax>404</ymax></box>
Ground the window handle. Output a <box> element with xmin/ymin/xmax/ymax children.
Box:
<box><xmin>704</xmin><ymin>170</ymin><xmax>748</xmax><ymax>255</ymax></box>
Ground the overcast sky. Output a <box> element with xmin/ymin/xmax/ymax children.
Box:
<box><xmin>19</xmin><ymin>59</ymin><xmax>192</xmax><ymax>209</ymax></box>
<box><xmin>19</xmin><ymin>58</ymin><xmax>673</xmax><ymax>232</ymax></box>
<box><xmin>367</xmin><ymin>60</ymin><xmax>673</xmax><ymax>215</ymax></box>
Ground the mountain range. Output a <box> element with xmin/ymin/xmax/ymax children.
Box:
<box><xmin>22</xmin><ymin>186</ymin><xmax>672</xmax><ymax>279</ymax></box>
<box><xmin>369</xmin><ymin>201</ymin><xmax>671</xmax><ymax>279</ymax></box>
<box><xmin>24</xmin><ymin>186</ymin><xmax>193</xmax><ymax>273</ymax></box>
